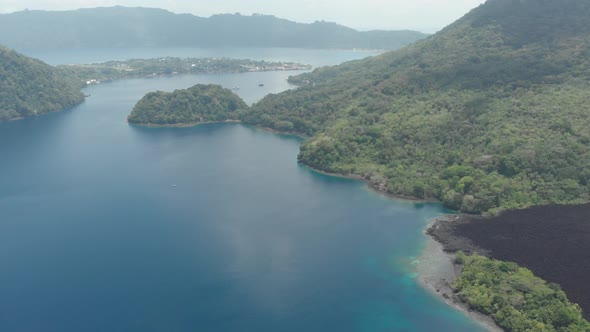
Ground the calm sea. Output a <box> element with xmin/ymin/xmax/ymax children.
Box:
<box><xmin>0</xmin><ymin>47</ymin><xmax>485</xmax><ymax>332</ymax></box>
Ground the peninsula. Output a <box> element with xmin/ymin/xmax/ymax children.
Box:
<box><xmin>60</xmin><ymin>57</ymin><xmax>312</xmax><ymax>86</ymax></box>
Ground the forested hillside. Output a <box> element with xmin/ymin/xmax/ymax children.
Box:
<box><xmin>454</xmin><ymin>254</ymin><xmax>590</xmax><ymax>331</ymax></box>
<box><xmin>0</xmin><ymin>45</ymin><xmax>85</xmax><ymax>121</ymax></box>
<box><xmin>234</xmin><ymin>0</ymin><xmax>590</xmax><ymax>214</ymax></box>
<box><xmin>128</xmin><ymin>84</ymin><xmax>247</xmax><ymax>125</ymax></box>
<box><xmin>0</xmin><ymin>7</ymin><xmax>427</xmax><ymax>51</ymax></box>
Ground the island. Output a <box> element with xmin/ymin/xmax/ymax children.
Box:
<box><xmin>59</xmin><ymin>57</ymin><xmax>312</xmax><ymax>86</ymax></box>
<box><xmin>127</xmin><ymin>84</ymin><xmax>248</xmax><ymax>126</ymax></box>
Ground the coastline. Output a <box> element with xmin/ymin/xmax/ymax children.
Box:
<box><xmin>257</xmin><ymin>120</ymin><xmax>501</xmax><ymax>329</ymax></box>
<box><xmin>1</xmin><ymin>100</ymin><xmax>86</xmax><ymax>124</ymax></box>
<box><xmin>298</xmin><ymin>164</ymin><xmax>439</xmax><ymax>204</ymax></box>
<box><xmin>416</xmin><ymin>216</ymin><xmax>503</xmax><ymax>332</ymax></box>
<box><xmin>129</xmin><ymin>119</ymin><xmax>440</xmax><ymax>204</ymax></box>
<box><xmin>297</xmin><ymin>152</ymin><xmax>502</xmax><ymax>329</ymax></box>
<box><xmin>81</xmin><ymin>69</ymin><xmax>310</xmax><ymax>85</ymax></box>
<box><xmin>125</xmin><ymin>120</ymin><xmax>503</xmax><ymax>328</ymax></box>
<box><xmin>124</xmin><ymin>120</ymin><xmax>503</xmax><ymax>328</ymax></box>
<box><xmin>429</xmin><ymin>205</ymin><xmax>590</xmax><ymax>321</ymax></box>
<box><xmin>129</xmin><ymin>119</ymin><xmax>242</xmax><ymax>128</ymax></box>
<box><xmin>130</xmin><ymin>120</ymin><xmax>312</xmax><ymax>139</ymax></box>
<box><xmin>130</xmin><ymin>120</ymin><xmax>500</xmax><ymax>329</ymax></box>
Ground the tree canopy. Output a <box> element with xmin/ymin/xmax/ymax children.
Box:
<box><xmin>0</xmin><ymin>45</ymin><xmax>85</xmax><ymax>121</ymax></box>
<box><xmin>224</xmin><ymin>0</ymin><xmax>590</xmax><ymax>214</ymax></box>
<box><xmin>454</xmin><ymin>254</ymin><xmax>590</xmax><ymax>331</ymax></box>
<box><xmin>128</xmin><ymin>84</ymin><xmax>248</xmax><ymax>125</ymax></box>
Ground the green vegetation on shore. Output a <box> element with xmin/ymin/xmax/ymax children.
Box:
<box><xmin>0</xmin><ymin>45</ymin><xmax>84</xmax><ymax>121</ymax></box>
<box><xmin>128</xmin><ymin>84</ymin><xmax>247</xmax><ymax>125</ymax></box>
<box><xmin>454</xmin><ymin>254</ymin><xmax>590</xmax><ymax>331</ymax></box>
<box><xmin>223</xmin><ymin>0</ymin><xmax>590</xmax><ymax>214</ymax></box>
<box><xmin>60</xmin><ymin>57</ymin><xmax>312</xmax><ymax>84</ymax></box>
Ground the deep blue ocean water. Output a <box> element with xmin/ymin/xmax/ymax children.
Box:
<box><xmin>0</xmin><ymin>48</ymin><xmax>485</xmax><ymax>331</ymax></box>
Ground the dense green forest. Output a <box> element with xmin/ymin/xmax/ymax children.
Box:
<box><xmin>0</xmin><ymin>45</ymin><xmax>85</xmax><ymax>121</ymax></box>
<box><xmin>128</xmin><ymin>84</ymin><xmax>247</xmax><ymax>125</ymax></box>
<box><xmin>60</xmin><ymin>57</ymin><xmax>311</xmax><ymax>84</ymax></box>
<box><xmin>0</xmin><ymin>7</ymin><xmax>427</xmax><ymax>51</ymax></box>
<box><xmin>228</xmin><ymin>0</ymin><xmax>590</xmax><ymax>214</ymax></box>
<box><xmin>454</xmin><ymin>254</ymin><xmax>590</xmax><ymax>331</ymax></box>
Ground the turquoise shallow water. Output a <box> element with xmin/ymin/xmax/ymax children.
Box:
<box><xmin>0</xmin><ymin>48</ymin><xmax>485</xmax><ymax>331</ymax></box>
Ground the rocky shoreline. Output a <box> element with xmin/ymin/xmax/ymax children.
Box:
<box><xmin>426</xmin><ymin>215</ymin><xmax>488</xmax><ymax>256</ymax></box>
<box><xmin>300</xmin><ymin>163</ymin><xmax>503</xmax><ymax>330</ymax></box>
<box><xmin>424</xmin><ymin>204</ymin><xmax>590</xmax><ymax>323</ymax></box>
<box><xmin>417</xmin><ymin>217</ymin><xmax>503</xmax><ymax>332</ymax></box>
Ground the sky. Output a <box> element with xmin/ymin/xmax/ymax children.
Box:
<box><xmin>0</xmin><ymin>0</ymin><xmax>487</xmax><ymax>33</ymax></box>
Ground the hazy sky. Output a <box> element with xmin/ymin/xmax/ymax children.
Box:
<box><xmin>0</xmin><ymin>0</ymin><xmax>486</xmax><ymax>33</ymax></box>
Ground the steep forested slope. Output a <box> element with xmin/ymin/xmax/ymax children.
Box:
<box><xmin>0</xmin><ymin>7</ymin><xmax>427</xmax><ymax>51</ymax></box>
<box><xmin>0</xmin><ymin>45</ymin><xmax>84</xmax><ymax>121</ymax></box>
<box><xmin>236</xmin><ymin>0</ymin><xmax>590</xmax><ymax>214</ymax></box>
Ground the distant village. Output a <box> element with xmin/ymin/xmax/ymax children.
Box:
<box><xmin>73</xmin><ymin>57</ymin><xmax>312</xmax><ymax>86</ymax></box>
<box><xmin>240</xmin><ymin>63</ymin><xmax>312</xmax><ymax>72</ymax></box>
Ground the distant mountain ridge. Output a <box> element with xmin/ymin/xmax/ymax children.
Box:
<box><xmin>0</xmin><ymin>7</ymin><xmax>428</xmax><ymax>51</ymax></box>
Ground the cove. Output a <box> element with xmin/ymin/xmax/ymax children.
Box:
<box><xmin>0</xmin><ymin>48</ymin><xmax>486</xmax><ymax>332</ymax></box>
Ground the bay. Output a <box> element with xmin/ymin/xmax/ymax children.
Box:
<box><xmin>0</xmin><ymin>48</ymin><xmax>485</xmax><ymax>332</ymax></box>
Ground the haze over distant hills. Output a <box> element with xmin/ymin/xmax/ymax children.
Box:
<box><xmin>0</xmin><ymin>7</ymin><xmax>428</xmax><ymax>51</ymax></box>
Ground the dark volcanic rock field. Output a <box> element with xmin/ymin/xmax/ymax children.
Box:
<box><xmin>428</xmin><ymin>204</ymin><xmax>590</xmax><ymax>319</ymax></box>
